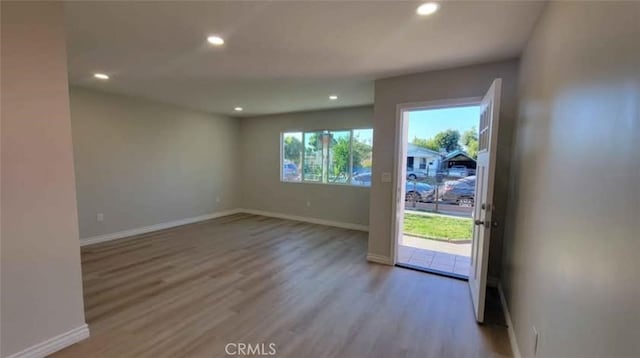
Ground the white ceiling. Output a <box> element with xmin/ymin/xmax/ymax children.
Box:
<box><xmin>64</xmin><ymin>1</ymin><xmax>545</xmax><ymax>117</ymax></box>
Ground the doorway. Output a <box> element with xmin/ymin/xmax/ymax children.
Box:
<box><xmin>396</xmin><ymin>103</ymin><xmax>480</xmax><ymax>279</ymax></box>
<box><xmin>391</xmin><ymin>79</ymin><xmax>502</xmax><ymax>322</ymax></box>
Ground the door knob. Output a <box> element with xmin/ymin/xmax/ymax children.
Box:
<box><xmin>475</xmin><ymin>219</ymin><xmax>498</xmax><ymax>227</ymax></box>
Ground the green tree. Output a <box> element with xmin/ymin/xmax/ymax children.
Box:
<box><xmin>462</xmin><ymin>127</ymin><xmax>479</xmax><ymax>159</ymax></box>
<box><xmin>412</xmin><ymin>137</ymin><xmax>440</xmax><ymax>151</ymax></box>
<box><xmin>433</xmin><ymin>129</ymin><xmax>461</xmax><ymax>153</ymax></box>
<box><xmin>330</xmin><ymin>137</ymin><xmax>350</xmax><ymax>178</ymax></box>
<box><xmin>352</xmin><ymin>140</ymin><xmax>371</xmax><ymax>169</ymax></box>
<box><xmin>283</xmin><ymin>136</ymin><xmax>302</xmax><ymax>165</ymax></box>
<box><xmin>305</xmin><ymin>132</ymin><xmax>337</xmax><ymax>153</ymax></box>
<box><xmin>329</xmin><ymin>137</ymin><xmax>372</xmax><ymax>180</ymax></box>
<box><xmin>305</xmin><ymin>133</ymin><xmax>320</xmax><ymax>152</ymax></box>
<box><xmin>301</xmin><ymin>131</ymin><xmax>373</xmax><ymax>181</ymax></box>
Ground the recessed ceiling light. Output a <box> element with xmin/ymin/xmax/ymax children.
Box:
<box><xmin>93</xmin><ymin>73</ymin><xmax>109</xmax><ymax>80</ymax></box>
<box><xmin>207</xmin><ymin>35</ymin><xmax>225</xmax><ymax>46</ymax></box>
<box><xmin>329</xmin><ymin>95</ymin><xmax>338</xmax><ymax>100</ymax></box>
<box><xmin>417</xmin><ymin>2</ymin><xmax>440</xmax><ymax>16</ymax></box>
<box><xmin>234</xmin><ymin>107</ymin><xmax>243</xmax><ymax>112</ymax></box>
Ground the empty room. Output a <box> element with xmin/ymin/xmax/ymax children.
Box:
<box><xmin>1</xmin><ymin>1</ymin><xmax>638</xmax><ymax>358</ymax></box>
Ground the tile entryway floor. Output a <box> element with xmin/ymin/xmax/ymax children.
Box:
<box><xmin>398</xmin><ymin>240</ymin><xmax>471</xmax><ymax>277</ymax></box>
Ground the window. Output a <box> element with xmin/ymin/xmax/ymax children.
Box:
<box><xmin>282</xmin><ymin>132</ymin><xmax>302</xmax><ymax>181</ymax></box>
<box><xmin>328</xmin><ymin>130</ymin><xmax>350</xmax><ymax>183</ymax></box>
<box><xmin>303</xmin><ymin>131</ymin><xmax>323</xmax><ymax>182</ymax></box>
<box><xmin>351</xmin><ymin>129</ymin><xmax>373</xmax><ymax>186</ymax></box>
<box><xmin>282</xmin><ymin>128</ymin><xmax>373</xmax><ymax>186</ymax></box>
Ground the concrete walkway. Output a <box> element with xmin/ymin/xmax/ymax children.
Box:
<box><xmin>398</xmin><ymin>208</ymin><xmax>473</xmax><ymax>277</ymax></box>
<box><xmin>398</xmin><ymin>244</ymin><xmax>471</xmax><ymax>277</ymax></box>
<box><xmin>398</xmin><ymin>236</ymin><xmax>471</xmax><ymax>277</ymax></box>
<box><xmin>401</xmin><ymin>235</ymin><xmax>471</xmax><ymax>256</ymax></box>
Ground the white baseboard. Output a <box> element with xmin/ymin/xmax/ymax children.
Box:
<box><xmin>238</xmin><ymin>208</ymin><xmax>369</xmax><ymax>232</ymax></box>
<box><xmin>6</xmin><ymin>324</ymin><xmax>90</xmax><ymax>358</ymax></box>
<box><xmin>498</xmin><ymin>283</ymin><xmax>521</xmax><ymax>358</ymax></box>
<box><xmin>366</xmin><ymin>253</ymin><xmax>393</xmax><ymax>265</ymax></box>
<box><xmin>80</xmin><ymin>209</ymin><xmax>241</xmax><ymax>246</ymax></box>
<box><xmin>81</xmin><ymin>208</ymin><xmax>368</xmax><ymax>247</ymax></box>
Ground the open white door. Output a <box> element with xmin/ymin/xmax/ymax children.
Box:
<box><xmin>468</xmin><ymin>79</ymin><xmax>502</xmax><ymax>323</ymax></box>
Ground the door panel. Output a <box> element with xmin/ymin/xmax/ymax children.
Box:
<box><xmin>468</xmin><ymin>79</ymin><xmax>502</xmax><ymax>323</ymax></box>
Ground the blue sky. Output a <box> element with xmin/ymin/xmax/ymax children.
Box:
<box><xmin>408</xmin><ymin>106</ymin><xmax>480</xmax><ymax>142</ymax></box>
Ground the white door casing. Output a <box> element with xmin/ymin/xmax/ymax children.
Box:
<box><xmin>390</xmin><ymin>97</ymin><xmax>483</xmax><ymax>266</ymax></box>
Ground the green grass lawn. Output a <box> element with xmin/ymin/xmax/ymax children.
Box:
<box><xmin>403</xmin><ymin>213</ymin><xmax>473</xmax><ymax>241</ymax></box>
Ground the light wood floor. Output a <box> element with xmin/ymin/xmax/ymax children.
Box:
<box><xmin>53</xmin><ymin>214</ymin><xmax>511</xmax><ymax>358</ymax></box>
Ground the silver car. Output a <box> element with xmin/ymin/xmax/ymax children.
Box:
<box><xmin>353</xmin><ymin>173</ymin><xmax>433</xmax><ymax>202</ymax></box>
<box><xmin>406</xmin><ymin>169</ymin><xmax>429</xmax><ymax>181</ymax></box>
<box><xmin>405</xmin><ymin>182</ymin><xmax>434</xmax><ymax>202</ymax></box>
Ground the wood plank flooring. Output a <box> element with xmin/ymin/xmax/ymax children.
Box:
<box><xmin>53</xmin><ymin>213</ymin><xmax>511</xmax><ymax>358</ymax></box>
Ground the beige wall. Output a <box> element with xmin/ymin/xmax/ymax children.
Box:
<box><xmin>239</xmin><ymin>106</ymin><xmax>373</xmax><ymax>226</ymax></box>
<box><xmin>368</xmin><ymin>60</ymin><xmax>519</xmax><ymax>278</ymax></box>
<box><xmin>1</xmin><ymin>2</ymin><xmax>87</xmax><ymax>356</ymax></box>
<box><xmin>70</xmin><ymin>88</ymin><xmax>239</xmax><ymax>239</ymax></box>
<box><xmin>502</xmin><ymin>2</ymin><xmax>640</xmax><ymax>357</ymax></box>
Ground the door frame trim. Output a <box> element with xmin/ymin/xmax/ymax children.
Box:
<box><xmin>390</xmin><ymin>97</ymin><xmax>482</xmax><ymax>265</ymax></box>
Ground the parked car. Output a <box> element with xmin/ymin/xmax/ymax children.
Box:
<box><xmin>282</xmin><ymin>162</ymin><xmax>298</xmax><ymax>180</ymax></box>
<box><xmin>447</xmin><ymin>165</ymin><xmax>469</xmax><ymax>178</ymax></box>
<box><xmin>405</xmin><ymin>182</ymin><xmax>434</xmax><ymax>202</ymax></box>
<box><xmin>439</xmin><ymin>176</ymin><xmax>476</xmax><ymax>205</ymax></box>
<box><xmin>351</xmin><ymin>173</ymin><xmax>433</xmax><ymax>202</ymax></box>
<box><xmin>352</xmin><ymin>172</ymin><xmax>372</xmax><ymax>186</ymax></box>
<box><xmin>353</xmin><ymin>167</ymin><xmax>371</xmax><ymax>176</ymax></box>
<box><xmin>406</xmin><ymin>169</ymin><xmax>428</xmax><ymax>181</ymax></box>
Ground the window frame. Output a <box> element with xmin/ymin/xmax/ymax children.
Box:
<box><xmin>302</xmin><ymin>131</ymin><xmax>324</xmax><ymax>183</ymax></box>
<box><xmin>280</xmin><ymin>127</ymin><xmax>373</xmax><ymax>187</ymax></box>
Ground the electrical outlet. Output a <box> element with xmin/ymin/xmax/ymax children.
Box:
<box><xmin>216</xmin><ymin>196</ymin><xmax>221</xmax><ymax>203</ymax></box>
<box><xmin>532</xmin><ymin>326</ymin><xmax>539</xmax><ymax>355</ymax></box>
<box><xmin>97</xmin><ymin>213</ymin><xmax>104</xmax><ymax>222</ymax></box>
<box><xmin>306</xmin><ymin>200</ymin><xmax>311</xmax><ymax>207</ymax></box>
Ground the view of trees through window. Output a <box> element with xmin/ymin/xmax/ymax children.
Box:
<box><xmin>282</xmin><ymin>129</ymin><xmax>373</xmax><ymax>186</ymax></box>
<box><xmin>303</xmin><ymin>131</ymin><xmax>323</xmax><ymax>182</ymax></box>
